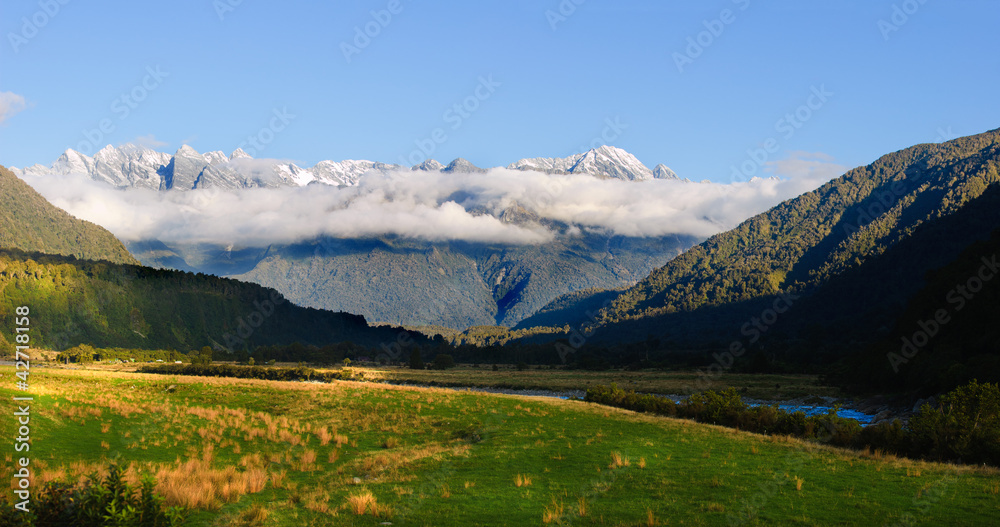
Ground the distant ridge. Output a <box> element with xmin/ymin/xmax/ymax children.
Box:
<box><xmin>15</xmin><ymin>144</ymin><xmax>682</xmax><ymax>190</ymax></box>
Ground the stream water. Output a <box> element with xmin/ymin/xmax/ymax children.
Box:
<box><xmin>383</xmin><ymin>382</ymin><xmax>878</xmax><ymax>426</ymax></box>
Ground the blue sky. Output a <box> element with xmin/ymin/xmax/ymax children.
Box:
<box><xmin>1</xmin><ymin>0</ymin><xmax>998</xmax><ymax>182</ymax></box>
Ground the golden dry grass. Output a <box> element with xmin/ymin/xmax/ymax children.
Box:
<box><xmin>235</xmin><ymin>503</ymin><xmax>269</xmax><ymax>526</ymax></box>
<box><xmin>343</xmin><ymin>489</ymin><xmax>390</xmax><ymax>518</ymax></box>
<box><xmin>542</xmin><ymin>498</ymin><xmax>564</xmax><ymax>523</ymax></box>
<box><xmin>609</xmin><ymin>451</ymin><xmax>630</xmax><ymax>469</ymax></box>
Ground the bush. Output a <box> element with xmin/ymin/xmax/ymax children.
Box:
<box><xmin>138</xmin><ymin>364</ymin><xmax>331</xmax><ymax>383</ymax></box>
<box><xmin>432</xmin><ymin>354</ymin><xmax>455</xmax><ymax>370</ymax></box>
<box><xmin>584</xmin><ymin>380</ymin><xmax>1000</xmax><ymax>466</ymax></box>
<box><xmin>0</xmin><ymin>464</ymin><xmax>185</xmax><ymax>526</ymax></box>
<box><xmin>909</xmin><ymin>380</ymin><xmax>1000</xmax><ymax>465</ymax></box>
<box><xmin>409</xmin><ymin>350</ymin><xmax>424</xmax><ymax>370</ymax></box>
<box><xmin>854</xmin><ymin>419</ymin><xmax>909</xmax><ymax>455</ymax></box>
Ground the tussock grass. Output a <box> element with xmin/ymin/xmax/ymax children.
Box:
<box><xmin>10</xmin><ymin>367</ymin><xmax>1000</xmax><ymax>526</ymax></box>
<box><xmin>343</xmin><ymin>489</ymin><xmax>391</xmax><ymax>518</ymax></box>
<box><xmin>542</xmin><ymin>498</ymin><xmax>564</xmax><ymax>523</ymax></box>
<box><xmin>610</xmin><ymin>451</ymin><xmax>630</xmax><ymax>469</ymax></box>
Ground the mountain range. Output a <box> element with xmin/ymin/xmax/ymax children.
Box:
<box><xmin>16</xmin><ymin>144</ymin><xmax>697</xmax><ymax>329</ymax></box>
<box><xmin>14</xmin><ymin>143</ymin><xmax>682</xmax><ymax>190</ymax></box>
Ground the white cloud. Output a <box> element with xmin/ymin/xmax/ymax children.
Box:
<box><xmin>20</xmin><ymin>164</ymin><xmax>846</xmax><ymax>247</ymax></box>
<box><xmin>0</xmin><ymin>92</ymin><xmax>27</xmax><ymax>124</ymax></box>
<box><xmin>765</xmin><ymin>151</ymin><xmax>848</xmax><ymax>183</ymax></box>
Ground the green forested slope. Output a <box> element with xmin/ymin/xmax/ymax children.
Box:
<box><xmin>0</xmin><ymin>249</ymin><xmax>416</xmax><ymax>353</ymax></box>
<box><xmin>598</xmin><ymin>129</ymin><xmax>1000</xmax><ymax>325</ymax></box>
<box><xmin>0</xmin><ymin>165</ymin><xmax>138</xmax><ymax>265</ymax></box>
<box><xmin>512</xmin><ymin>129</ymin><xmax>1000</xmax><ymax>390</ymax></box>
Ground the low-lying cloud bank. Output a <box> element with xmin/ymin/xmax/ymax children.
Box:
<box><xmin>21</xmin><ymin>165</ymin><xmax>842</xmax><ymax>247</ymax></box>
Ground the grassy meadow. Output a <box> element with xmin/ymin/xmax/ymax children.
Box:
<box><xmin>3</xmin><ymin>366</ymin><xmax>999</xmax><ymax>526</ymax></box>
<box><xmin>321</xmin><ymin>365</ymin><xmax>842</xmax><ymax>401</ymax></box>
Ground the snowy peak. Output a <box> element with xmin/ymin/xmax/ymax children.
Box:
<box><xmin>411</xmin><ymin>159</ymin><xmax>444</xmax><ymax>171</ymax></box>
<box><xmin>569</xmin><ymin>145</ymin><xmax>652</xmax><ymax>181</ymax></box>
<box><xmin>204</xmin><ymin>151</ymin><xmax>230</xmax><ymax>166</ymax></box>
<box><xmin>18</xmin><ymin>144</ymin><xmax>681</xmax><ymax>190</ymax></box>
<box><xmin>653</xmin><ymin>164</ymin><xmax>679</xmax><ymax>180</ymax></box>
<box><xmin>507</xmin><ymin>145</ymin><xmax>679</xmax><ymax>182</ymax></box>
<box><xmin>442</xmin><ymin>158</ymin><xmax>487</xmax><ymax>174</ymax></box>
<box><xmin>229</xmin><ymin>148</ymin><xmax>251</xmax><ymax>161</ymax></box>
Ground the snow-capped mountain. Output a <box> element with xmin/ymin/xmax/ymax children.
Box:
<box><xmin>14</xmin><ymin>143</ymin><xmax>682</xmax><ymax>190</ymax></box>
<box><xmin>507</xmin><ymin>145</ymin><xmax>679</xmax><ymax>181</ymax></box>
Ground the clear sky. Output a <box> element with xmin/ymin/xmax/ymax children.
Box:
<box><xmin>1</xmin><ymin>0</ymin><xmax>998</xmax><ymax>182</ymax></box>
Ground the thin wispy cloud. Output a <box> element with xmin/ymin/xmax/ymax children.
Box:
<box><xmin>765</xmin><ymin>151</ymin><xmax>848</xmax><ymax>183</ymax></box>
<box><xmin>0</xmin><ymin>92</ymin><xmax>27</xmax><ymax>124</ymax></box>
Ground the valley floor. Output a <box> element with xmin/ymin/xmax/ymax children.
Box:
<box><xmin>3</xmin><ymin>367</ymin><xmax>998</xmax><ymax>525</ymax></box>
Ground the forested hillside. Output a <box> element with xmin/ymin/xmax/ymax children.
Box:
<box><xmin>0</xmin><ymin>165</ymin><xmax>138</xmax><ymax>265</ymax></box>
<box><xmin>598</xmin><ymin>129</ymin><xmax>1000</xmax><ymax>325</ymax></box>
<box><xmin>511</xmin><ymin>129</ymin><xmax>1000</xmax><ymax>392</ymax></box>
<box><xmin>0</xmin><ymin>248</ymin><xmax>419</xmax><ymax>353</ymax></box>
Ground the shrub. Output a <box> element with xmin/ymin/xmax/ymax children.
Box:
<box><xmin>0</xmin><ymin>464</ymin><xmax>185</xmax><ymax>526</ymax></box>
<box><xmin>909</xmin><ymin>380</ymin><xmax>1000</xmax><ymax>465</ymax></box>
<box><xmin>409</xmin><ymin>350</ymin><xmax>424</xmax><ymax>370</ymax></box>
<box><xmin>854</xmin><ymin>419</ymin><xmax>908</xmax><ymax>455</ymax></box>
<box><xmin>584</xmin><ymin>380</ymin><xmax>1000</xmax><ymax>467</ymax></box>
<box><xmin>431</xmin><ymin>353</ymin><xmax>454</xmax><ymax>370</ymax></box>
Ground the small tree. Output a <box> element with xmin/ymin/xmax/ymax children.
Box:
<box><xmin>409</xmin><ymin>349</ymin><xmax>424</xmax><ymax>370</ymax></box>
<box><xmin>191</xmin><ymin>346</ymin><xmax>214</xmax><ymax>365</ymax></box>
<box><xmin>248</xmin><ymin>357</ymin><xmax>255</xmax><ymax>366</ymax></box>
<box><xmin>910</xmin><ymin>380</ymin><xmax>1000</xmax><ymax>464</ymax></box>
<box><xmin>432</xmin><ymin>354</ymin><xmax>455</xmax><ymax>370</ymax></box>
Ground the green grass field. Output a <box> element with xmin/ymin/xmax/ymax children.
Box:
<box><xmin>3</xmin><ymin>367</ymin><xmax>999</xmax><ymax>526</ymax></box>
<box><xmin>323</xmin><ymin>365</ymin><xmax>843</xmax><ymax>401</ymax></box>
